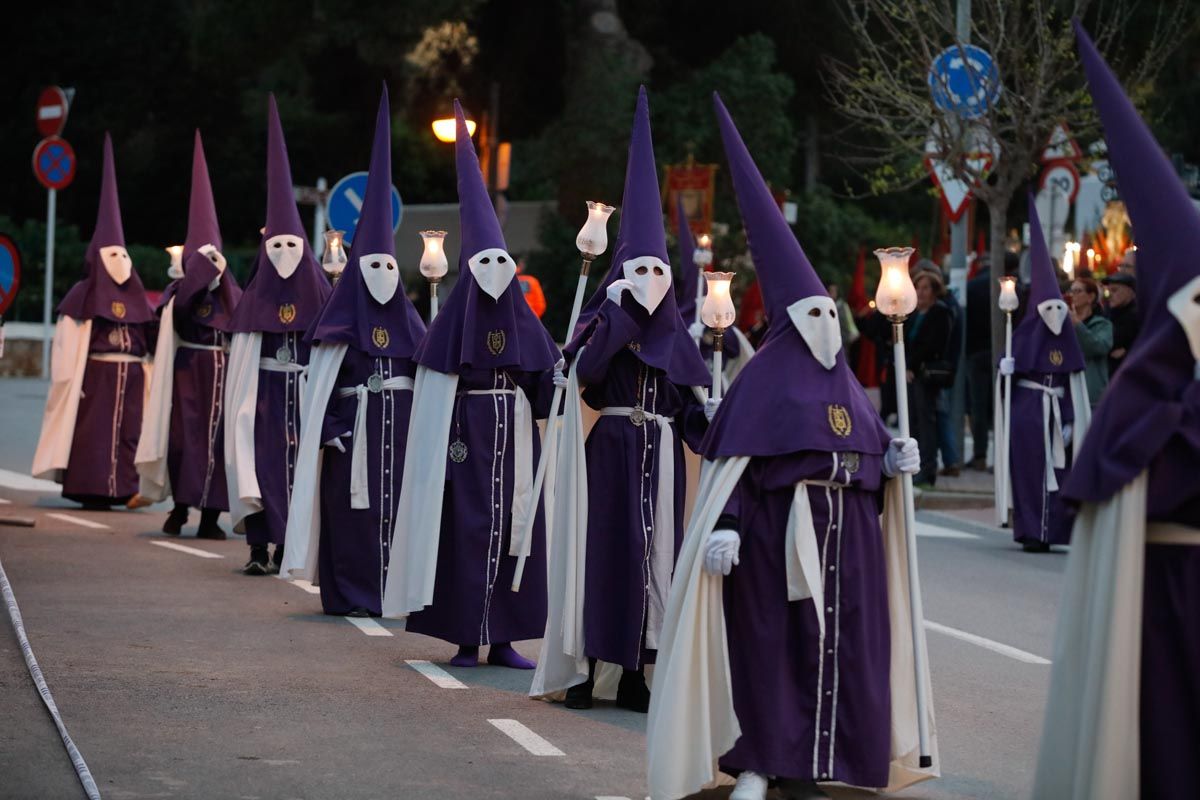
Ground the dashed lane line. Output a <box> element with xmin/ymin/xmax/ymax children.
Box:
<box><xmin>915</xmin><ymin>523</ymin><xmax>979</xmax><ymax>540</ymax></box>
<box><xmin>275</xmin><ymin>575</ymin><xmax>321</xmax><ymax>594</ymax></box>
<box><xmin>488</xmin><ymin>719</ymin><xmax>565</xmax><ymax>757</ymax></box>
<box><xmin>0</xmin><ymin>498</ymin><xmax>11</xmax><ymax>505</ymax></box>
<box><xmin>406</xmin><ymin>659</ymin><xmax>469</xmax><ymax>689</ymax></box>
<box><xmin>44</xmin><ymin>512</ymin><xmax>110</xmax><ymax>530</ymax></box>
<box><xmin>149</xmin><ymin>540</ymin><xmax>225</xmax><ymax>559</ymax></box>
<box><xmin>346</xmin><ymin>617</ymin><xmax>393</xmax><ymax>637</ymax></box>
<box><xmin>925</xmin><ymin>620</ymin><xmax>1051</xmax><ymax>665</ymax></box>
<box><xmin>0</xmin><ymin>469</ymin><xmax>61</xmax><ymax>493</ymax></box>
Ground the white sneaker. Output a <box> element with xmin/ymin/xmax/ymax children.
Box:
<box><xmin>730</xmin><ymin>771</ymin><xmax>769</xmax><ymax>800</ymax></box>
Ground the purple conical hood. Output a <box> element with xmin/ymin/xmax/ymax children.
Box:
<box><xmin>228</xmin><ymin>95</ymin><xmax>330</xmax><ymax>334</ymax></box>
<box><xmin>566</xmin><ymin>87</ymin><xmax>708</xmax><ymax>386</ymax></box>
<box><xmin>1011</xmin><ymin>192</ymin><xmax>1084</xmax><ymax>374</ymax></box>
<box><xmin>715</xmin><ymin>92</ymin><xmax>826</xmax><ymax>323</ymax></box>
<box><xmin>1062</xmin><ymin>20</ymin><xmax>1200</xmax><ymax>514</ymax></box>
<box><xmin>413</xmin><ymin>99</ymin><xmax>560</xmax><ymax>374</ymax></box>
<box><xmin>673</xmin><ymin>193</ymin><xmax>698</xmax><ymax>321</ymax></box>
<box><xmin>700</xmin><ymin>93</ymin><xmax>889</xmax><ymax>460</ymax></box>
<box><xmin>57</xmin><ymin>134</ymin><xmax>154</xmax><ymax>323</ymax></box>
<box><xmin>183</xmin><ymin>130</ymin><xmax>221</xmax><ymax>257</ymax></box>
<box><xmin>308</xmin><ymin>84</ymin><xmax>425</xmax><ymax>357</ymax></box>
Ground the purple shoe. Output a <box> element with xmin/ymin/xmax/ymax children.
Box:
<box><xmin>450</xmin><ymin>645</ymin><xmax>479</xmax><ymax>667</ymax></box>
<box><xmin>487</xmin><ymin>643</ymin><xmax>536</xmax><ymax>670</ymax></box>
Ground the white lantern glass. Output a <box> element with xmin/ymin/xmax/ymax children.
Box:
<box><xmin>419</xmin><ymin>230</ymin><xmax>449</xmax><ymax>280</ymax></box>
<box><xmin>700</xmin><ymin>271</ymin><xmax>737</xmax><ymax>329</ymax></box>
<box><xmin>873</xmin><ymin>247</ymin><xmax>918</xmax><ymax>319</ymax></box>
<box><xmin>322</xmin><ymin>229</ymin><xmax>347</xmax><ymax>277</ymax></box>
<box><xmin>576</xmin><ymin>201</ymin><xmax>615</xmax><ymax>258</ymax></box>
<box><xmin>693</xmin><ymin>232</ymin><xmax>714</xmax><ymax>267</ymax></box>
<box><xmin>166</xmin><ymin>245</ymin><xmax>184</xmax><ymax>279</ymax></box>
<box><xmin>998</xmin><ymin>276</ymin><xmax>1019</xmax><ymax>312</ymax></box>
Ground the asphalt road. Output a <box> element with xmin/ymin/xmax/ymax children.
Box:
<box><xmin>0</xmin><ymin>378</ymin><xmax>1063</xmax><ymax>800</ymax></box>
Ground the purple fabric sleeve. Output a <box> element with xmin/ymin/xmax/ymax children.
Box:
<box><xmin>574</xmin><ymin>304</ymin><xmax>642</xmax><ymax>385</ymax></box>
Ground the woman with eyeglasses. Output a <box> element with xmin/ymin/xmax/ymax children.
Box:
<box><xmin>1067</xmin><ymin>276</ymin><xmax>1113</xmax><ymax>407</ymax></box>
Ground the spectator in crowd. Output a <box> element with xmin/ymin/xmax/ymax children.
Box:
<box><xmin>1068</xmin><ymin>275</ymin><xmax>1113</xmax><ymax>408</ymax></box>
<box><xmin>915</xmin><ymin>260</ymin><xmax>963</xmax><ymax>477</ymax></box>
<box><xmin>905</xmin><ymin>269</ymin><xmax>953</xmax><ymax>487</ymax></box>
<box><xmin>964</xmin><ymin>259</ymin><xmax>993</xmax><ymax>470</ymax></box>
<box><xmin>825</xmin><ymin>280</ymin><xmax>860</xmax><ymax>349</ymax></box>
<box><xmin>515</xmin><ymin>258</ymin><xmax>546</xmax><ymax>319</ymax></box>
<box><xmin>1102</xmin><ymin>270</ymin><xmax>1138</xmax><ymax>376</ymax></box>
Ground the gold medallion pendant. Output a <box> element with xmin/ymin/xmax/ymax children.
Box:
<box><xmin>1049</xmin><ymin>349</ymin><xmax>1064</xmax><ymax>366</ymax></box>
<box><xmin>278</xmin><ymin>303</ymin><xmax>297</xmax><ymax>325</ymax></box>
<box><xmin>629</xmin><ymin>406</ymin><xmax>646</xmax><ymax>426</ymax></box>
<box><xmin>486</xmin><ymin>329</ymin><xmax>506</xmax><ymax>356</ymax></box>
<box><xmin>448</xmin><ymin>439</ymin><xmax>469</xmax><ymax>463</ymax></box>
<box><xmin>827</xmin><ymin>404</ymin><xmax>853</xmax><ymax>438</ymax></box>
<box><xmin>372</xmin><ymin>326</ymin><xmax>390</xmax><ymax>349</ymax></box>
<box><xmin>107</xmin><ymin>329</ymin><xmax>123</xmax><ymax>346</ymax></box>
<box><xmin>110</xmin><ymin>301</ymin><xmax>126</xmax><ymax>319</ymax></box>
<box><xmin>841</xmin><ymin>452</ymin><xmax>861</xmax><ymax>474</ymax></box>
<box><xmin>196</xmin><ymin>303</ymin><xmax>213</xmax><ymax>319</ymax></box>
<box><xmin>627</xmin><ymin>341</ymin><xmax>642</xmax><ymax>352</ymax></box>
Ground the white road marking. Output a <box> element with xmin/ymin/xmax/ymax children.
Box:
<box><xmin>346</xmin><ymin>617</ymin><xmax>392</xmax><ymax>637</ymax></box>
<box><xmin>925</xmin><ymin>620</ymin><xmax>1051</xmax><ymax>665</ymax></box>
<box><xmin>0</xmin><ymin>498</ymin><xmax>11</xmax><ymax>504</ymax></box>
<box><xmin>149</xmin><ymin>540</ymin><xmax>225</xmax><ymax>559</ymax></box>
<box><xmin>0</xmin><ymin>469</ymin><xmax>61</xmax><ymax>492</ymax></box>
<box><xmin>915</xmin><ymin>523</ymin><xmax>979</xmax><ymax>540</ymax></box>
<box><xmin>275</xmin><ymin>575</ymin><xmax>321</xmax><ymax>595</ymax></box>
<box><xmin>406</xmin><ymin>660</ymin><xmax>469</xmax><ymax>689</ymax></box>
<box><xmin>487</xmin><ymin>719</ymin><xmax>565</xmax><ymax>757</ymax></box>
<box><xmin>45</xmin><ymin>512</ymin><xmax>110</xmax><ymax>530</ymax></box>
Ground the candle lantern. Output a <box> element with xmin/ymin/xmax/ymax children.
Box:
<box><xmin>166</xmin><ymin>245</ymin><xmax>184</xmax><ymax>280</ymax></box>
<box><xmin>576</xmin><ymin>201</ymin><xmax>615</xmax><ymax>261</ymax></box>
<box><xmin>701</xmin><ymin>271</ymin><xmax>736</xmax><ymax>400</ymax></box>
<box><xmin>419</xmin><ymin>230</ymin><xmax>450</xmax><ymax>320</ymax></box>
<box><xmin>322</xmin><ymin>229</ymin><xmax>347</xmax><ymax>283</ymax></box>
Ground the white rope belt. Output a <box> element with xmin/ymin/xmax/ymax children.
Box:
<box><xmin>460</xmin><ymin>387</ymin><xmax>535</xmax><ymax>554</ymax></box>
<box><xmin>1146</xmin><ymin>523</ymin><xmax>1200</xmax><ymax>546</ymax></box>
<box><xmin>786</xmin><ymin>478</ymin><xmax>847</xmax><ymax>639</ymax></box>
<box><xmin>336</xmin><ymin>375</ymin><xmax>415</xmax><ymax>509</ymax></box>
<box><xmin>1018</xmin><ymin>379</ymin><xmax>1067</xmax><ymax>491</ymax></box>
<box><xmin>599</xmin><ymin>406</ymin><xmax>676</xmax><ymax>648</ymax></box>
<box><xmin>179</xmin><ymin>340</ymin><xmax>228</xmax><ymax>352</ymax></box>
<box><xmin>259</xmin><ymin>357</ymin><xmax>307</xmax><ymax>373</ymax></box>
<box><xmin>88</xmin><ymin>353</ymin><xmax>144</xmax><ymax>363</ymax></box>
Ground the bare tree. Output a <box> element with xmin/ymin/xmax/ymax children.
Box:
<box><xmin>826</xmin><ymin>0</ymin><xmax>1189</xmax><ymax>352</ymax></box>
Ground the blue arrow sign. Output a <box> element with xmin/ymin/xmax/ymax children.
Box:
<box><xmin>326</xmin><ymin>171</ymin><xmax>402</xmax><ymax>246</ymax></box>
<box><xmin>928</xmin><ymin>44</ymin><xmax>1002</xmax><ymax>120</ymax></box>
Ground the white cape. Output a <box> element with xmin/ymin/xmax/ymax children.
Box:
<box><xmin>1032</xmin><ymin>472</ymin><xmax>1147</xmax><ymax>799</ymax></box>
<box><xmin>645</xmin><ymin>458</ymin><xmax>939</xmax><ymax>799</ymax></box>
<box><xmin>223</xmin><ymin>331</ymin><xmax>263</xmax><ymax>533</ymax></box>
<box><xmin>135</xmin><ymin>298</ymin><xmax>178</xmax><ymax>501</ymax></box>
<box><xmin>32</xmin><ymin>315</ymin><xmax>92</xmax><ymax>482</ymax></box>
<box><xmin>279</xmin><ymin>343</ymin><xmax>348</xmax><ymax>582</ymax></box>
<box><xmin>994</xmin><ymin>370</ymin><xmax>1091</xmax><ymax>526</ymax></box>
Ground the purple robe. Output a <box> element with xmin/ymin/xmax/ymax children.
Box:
<box><xmin>242</xmin><ymin>330</ymin><xmax>310</xmax><ymax>547</ymax></box>
<box><xmin>574</xmin><ymin>304</ymin><xmax>707</xmax><ymax>670</ymax></box>
<box><xmin>718</xmin><ymin>450</ymin><xmax>891</xmax><ymax>787</ymax></box>
<box><xmin>316</xmin><ymin>349</ymin><xmax>416</xmax><ymax>615</ymax></box>
<box><xmin>404</xmin><ymin>367</ymin><xmax>552</xmax><ymax>646</ymax></box>
<box><xmin>62</xmin><ymin>318</ymin><xmax>151</xmax><ymax>504</ymax></box>
<box><xmin>1008</xmin><ymin>371</ymin><xmax>1078</xmax><ymax>545</ymax></box>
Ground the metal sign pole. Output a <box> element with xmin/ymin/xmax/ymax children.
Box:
<box><xmin>41</xmin><ymin>188</ymin><xmax>56</xmax><ymax>379</ymax></box>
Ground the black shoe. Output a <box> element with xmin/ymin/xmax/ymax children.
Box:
<box><xmin>777</xmin><ymin>779</ymin><xmax>830</xmax><ymax>800</ymax></box>
<box><xmin>268</xmin><ymin>545</ymin><xmax>284</xmax><ymax>575</ymax></box>
<box><xmin>195</xmin><ymin>510</ymin><xmax>226</xmax><ymax>540</ymax></box>
<box><xmin>614</xmin><ymin>669</ymin><xmax>650</xmax><ymax>713</ymax></box>
<box><xmin>243</xmin><ymin>546</ymin><xmax>270</xmax><ymax>575</ymax></box>
<box><xmin>162</xmin><ymin>505</ymin><xmax>189</xmax><ymax>535</ymax></box>
<box><xmin>345</xmin><ymin>608</ymin><xmax>372</xmax><ymax>618</ymax></box>
<box><xmin>564</xmin><ymin>679</ymin><xmax>594</xmax><ymax>710</ymax></box>
<box><xmin>1022</xmin><ymin>541</ymin><xmax>1052</xmax><ymax>553</ymax></box>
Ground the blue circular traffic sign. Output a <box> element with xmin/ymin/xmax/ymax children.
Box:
<box><xmin>928</xmin><ymin>44</ymin><xmax>1002</xmax><ymax>120</ymax></box>
<box><xmin>33</xmin><ymin>136</ymin><xmax>76</xmax><ymax>190</ymax></box>
<box><xmin>0</xmin><ymin>234</ymin><xmax>21</xmax><ymax>315</ymax></box>
<box><xmin>327</xmin><ymin>171</ymin><xmax>402</xmax><ymax>246</ymax></box>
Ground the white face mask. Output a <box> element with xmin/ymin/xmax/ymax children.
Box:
<box><xmin>100</xmin><ymin>246</ymin><xmax>132</xmax><ymax>285</ymax></box>
<box><xmin>1167</xmin><ymin>275</ymin><xmax>1200</xmax><ymax>368</ymax></box>
<box><xmin>621</xmin><ymin>256</ymin><xmax>672</xmax><ymax>314</ymax></box>
<box><xmin>1037</xmin><ymin>298</ymin><xmax>1069</xmax><ymax>335</ymax></box>
<box><xmin>265</xmin><ymin>234</ymin><xmax>304</xmax><ymax>279</ymax></box>
<box><xmin>197</xmin><ymin>244</ymin><xmax>227</xmax><ymax>291</ymax></box>
<box><xmin>468</xmin><ymin>248</ymin><xmax>516</xmax><ymax>300</ymax></box>
<box><xmin>359</xmin><ymin>252</ymin><xmax>399</xmax><ymax>305</ymax></box>
<box><xmin>786</xmin><ymin>296</ymin><xmax>841</xmax><ymax>370</ymax></box>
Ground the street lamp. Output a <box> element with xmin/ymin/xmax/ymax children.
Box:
<box><xmin>419</xmin><ymin>230</ymin><xmax>449</xmax><ymax>319</ymax></box>
<box><xmin>873</xmin><ymin>244</ymin><xmax>932</xmax><ymax>770</ymax></box>
<box><xmin>700</xmin><ymin>271</ymin><xmax>736</xmax><ymax>400</ymax></box>
<box><xmin>322</xmin><ymin>229</ymin><xmax>347</xmax><ymax>284</ymax></box>
<box><xmin>165</xmin><ymin>245</ymin><xmax>184</xmax><ymax>280</ymax></box>
<box><xmin>692</xmin><ymin>232</ymin><xmax>714</xmax><ymax>327</ymax></box>
<box><xmin>432</xmin><ymin>116</ymin><xmax>477</xmax><ymax>143</ymax></box>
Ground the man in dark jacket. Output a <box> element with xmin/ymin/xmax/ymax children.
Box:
<box><xmin>1101</xmin><ymin>271</ymin><xmax>1138</xmax><ymax>376</ymax></box>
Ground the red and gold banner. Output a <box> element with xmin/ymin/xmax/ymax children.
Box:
<box><xmin>663</xmin><ymin>156</ymin><xmax>718</xmax><ymax>237</ymax></box>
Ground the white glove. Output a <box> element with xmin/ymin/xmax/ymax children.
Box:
<box><xmin>552</xmin><ymin>358</ymin><xmax>567</xmax><ymax>389</ymax></box>
<box><xmin>323</xmin><ymin>432</ymin><xmax>350</xmax><ymax>453</ymax></box>
<box><xmin>1062</xmin><ymin>424</ymin><xmax>1073</xmax><ymax>448</ymax></box>
<box><xmin>704</xmin><ymin>397</ymin><xmax>720</xmax><ymax>422</ymax></box>
<box><xmin>883</xmin><ymin>437</ymin><xmax>920</xmax><ymax>477</ymax></box>
<box><xmin>688</xmin><ymin>321</ymin><xmax>706</xmax><ymax>339</ymax></box>
<box><xmin>999</xmin><ymin>357</ymin><xmax>1015</xmax><ymax>376</ymax></box>
<box><xmin>704</xmin><ymin>529</ymin><xmax>740</xmax><ymax>576</ymax></box>
<box><xmin>606</xmin><ymin>278</ymin><xmax>634</xmax><ymax>304</ymax></box>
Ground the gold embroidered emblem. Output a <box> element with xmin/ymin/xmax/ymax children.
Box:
<box><xmin>486</xmin><ymin>329</ymin><xmax>506</xmax><ymax>356</ymax></box>
<box><xmin>111</xmin><ymin>301</ymin><xmax>126</xmax><ymax>319</ymax></box>
<box><xmin>828</xmin><ymin>404</ymin><xmax>853</xmax><ymax>438</ymax></box>
<box><xmin>372</xmin><ymin>326</ymin><xmax>390</xmax><ymax>349</ymax></box>
<box><xmin>1049</xmin><ymin>349</ymin><xmax>1063</xmax><ymax>366</ymax></box>
<box><xmin>278</xmin><ymin>303</ymin><xmax>297</xmax><ymax>325</ymax></box>
<box><xmin>196</xmin><ymin>303</ymin><xmax>213</xmax><ymax>319</ymax></box>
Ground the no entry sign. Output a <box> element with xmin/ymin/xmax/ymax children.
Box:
<box><xmin>0</xmin><ymin>234</ymin><xmax>20</xmax><ymax>316</ymax></box>
<box><xmin>36</xmin><ymin>86</ymin><xmax>70</xmax><ymax>138</ymax></box>
<box><xmin>33</xmin><ymin>137</ymin><xmax>76</xmax><ymax>190</ymax></box>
